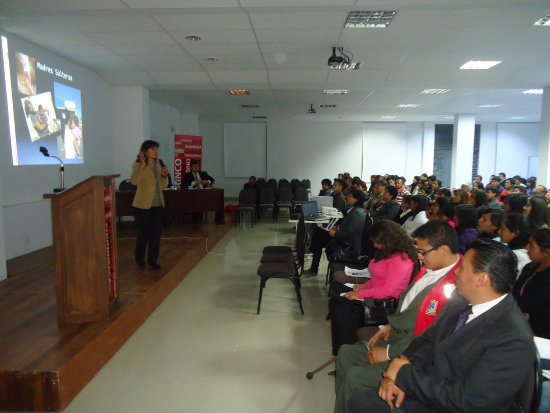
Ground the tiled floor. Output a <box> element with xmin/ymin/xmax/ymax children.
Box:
<box><xmin>62</xmin><ymin>221</ymin><xmax>336</xmax><ymax>413</ymax></box>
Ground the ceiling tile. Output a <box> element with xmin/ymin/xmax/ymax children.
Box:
<box><xmin>154</xmin><ymin>12</ymin><xmax>251</xmax><ymax>30</ymax></box>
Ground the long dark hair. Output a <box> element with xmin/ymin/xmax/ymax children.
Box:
<box><xmin>369</xmin><ymin>219</ymin><xmax>418</xmax><ymax>265</ymax></box>
<box><xmin>527</xmin><ymin>197</ymin><xmax>549</xmax><ymax>228</ymax></box>
<box><xmin>409</xmin><ymin>176</ymin><xmax>421</xmax><ymax>193</ymax></box>
<box><xmin>135</xmin><ymin>140</ymin><xmax>160</xmax><ymax>164</ymax></box>
<box><xmin>434</xmin><ymin>197</ymin><xmax>455</xmax><ymax>220</ymax></box>
<box><xmin>502</xmin><ymin>213</ymin><xmax>531</xmax><ymax>250</ymax></box>
<box><xmin>531</xmin><ymin>228</ymin><xmax>550</xmax><ymax>258</ymax></box>
<box><xmin>455</xmin><ymin>204</ymin><xmax>478</xmax><ymax>235</ymax></box>
<box><xmin>410</xmin><ymin>195</ymin><xmax>429</xmax><ymax>218</ymax></box>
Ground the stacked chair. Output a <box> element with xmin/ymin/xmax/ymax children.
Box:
<box><xmin>235</xmin><ymin>188</ymin><xmax>256</xmax><ymax>227</ymax></box>
<box><xmin>258</xmin><ymin>187</ymin><xmax>276</xmax><ymax>221</ymax></box>
<box><xmin>275</xmin><ymin>187</ymin><xmax>293</xmax><ymax>220</ymax></box>
<box><xmin>256</xmin><ymin>214</ymin><xmax>306</xmax><ymax>315</ymax></box>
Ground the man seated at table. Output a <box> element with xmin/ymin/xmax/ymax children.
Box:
<box><xmin>349</xmin><ymin>238</ymin><xmax>535</xmax><ymax>413</ymax></box>
<box><xmin>183</xmin><ymin>160</ymin><xmax>215</xmax><ymax>189</ymax></box>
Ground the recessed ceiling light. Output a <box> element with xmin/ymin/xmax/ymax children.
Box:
<box><xmin>345</xmin><ymin>10</ymin><xmax>397</xmax><ymax>28</ymax></box>
<box><xmin>227</xmin><ymin>89</ymin><xmax>250</xmax><ymax>95</ymax></box>
<box><xmin>420</xmin><ymin>89</ymin><xmax>450</xmax><ymax>94</ymax></box>
<box><xmin>185</xmin><ymin>35</ymin><xmax>201</xmax><ymax>41</ymax></box>
<box><xmin>443</xmin><ymin>116</ymin><xmax>454</xmax><ymax>119</ymax></box>
<box><xmin>510</xmin><ymin>116</ymin><xmax>527</xmax><ymax>120</ymax></box>
<box><xmin>460</xmin><ymin>60</ymin><xmax>501</xmax><ymax>70</ymax></box>
<box><xmin>204</xmin><ymin>57</ymin><xmax>218</xmax><ymax>63</ymax></box>
<box><xmin>479</xmin><ymin>104</ymin><xmax>501</xmax><ymax>108</ymax></box>
<box><xmin>324</xmin><ymin>89</ymin><xmax>349</xmax><ymax>95</ymax></box>
<box><xmin>533</xmin><ymin>15</ymin><xmax>550</xmax><ymax>26</ymax></box>
<box><xmin>253</xmin><ymin>116</ymin><xmax>267</xmax><ymax>119</ymax></box>
<box><xmin>330</xmin><ymin>62</ymin><xmax>362</xmax><ymax>70</ymax></box>
<box><xmin>320</xmin><ymin>104</ymin><xmax>337</xmax><ymax>108</ymax></box>
<box><xmin>397</xmin><ymin>104</ymin><xmax>420</xmax><ymax>108</ymax></box>
<box><xmin>241</xmin><ymin>104</ymin><xmax>259</xmax><ymax>108</ymax></box>
<box><xmin>380</xmin><ymin>115</ymin><xmax>396</xmax><ymax>119</ymax></box>
<box><xmin>522</xmin><ymin>89</ymin><xmax>543</xmax><ymax>95</ymax></box>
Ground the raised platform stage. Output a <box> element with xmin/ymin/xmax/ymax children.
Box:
<box><xmin>0</xmin><ymin>214</ymin><xmax>233</xmax><ymax>411</ymax></box>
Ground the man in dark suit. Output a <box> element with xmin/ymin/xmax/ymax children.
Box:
<box><xmin>182</xmin><ymin>159</ymin><xmax>215</xmax><ymax>189</ymax></box>
<box><xmin>349</xmin><ymin>238</ymin><xmax>535</xmax><ymax>413</ymax></box>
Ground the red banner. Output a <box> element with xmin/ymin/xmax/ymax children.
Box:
<box><xmin>174</xmin><ymin>134</ymin><xmax>202</xmax><ymax>189</ymax></box>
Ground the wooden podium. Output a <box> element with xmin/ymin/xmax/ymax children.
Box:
<box><xmin>44</xmin><ymin>175</ymin><xmax>120</xmax><ymax>324</ymax></box>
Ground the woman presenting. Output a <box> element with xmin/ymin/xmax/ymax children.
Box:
<box><xmin>130</xmin><ymin>140</ymin><xmax>169</xmax><ymax>269</ymax></box>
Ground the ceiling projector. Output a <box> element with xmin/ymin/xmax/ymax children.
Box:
<box><xmin>328</xmin><ymin>47</ymin><xmax>347</xmax><ymax>68</ymax></box>
<box><xmin>307</xmin><ymin>104</ymin><xmax>316</xmax><ymax>114</ymax></box>
<box><xmin>328</xmin><ymin>46</ymin><xmax>361</xmax><ymax>70</ymax></box>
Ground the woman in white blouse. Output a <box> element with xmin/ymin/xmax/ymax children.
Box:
<box><xmin>402</xmin><ymin>195</ymin><xmax>430</xmax><ymax>235</ymax></box>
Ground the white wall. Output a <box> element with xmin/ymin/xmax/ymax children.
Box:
<box><xmin>495</xmin><ymin>123</ymin><xmax>540</xmax><ymax>178</ymax></box>
<box><xmin>0</xmin><ymin>34</ymin><xmax>114</xmax><ymax>260</ymax></box>
<box><xmin>363</xmin><ymin>123</ymin><xmax>408</xmax><ymax>179</ymax></box>
<box><xmin>268</xmin><ymin>121</ymin><xmax>363</xmax><ymax>194</ymax></box>
<box><xmin>112</xmin><ymin>86</ymin><xmax>149</xmax><ymax>183</ymax></box>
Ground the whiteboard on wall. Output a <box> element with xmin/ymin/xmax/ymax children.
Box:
<box><xmin>224</xmin><ymin>122</ymin><xmax>267</xmax><ymax>178</ymax></box>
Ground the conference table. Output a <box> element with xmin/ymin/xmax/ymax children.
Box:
<box><xmin>116</xmin><ymin>188</ymin><xmax>225</xmax><ymax>224</ymax></box>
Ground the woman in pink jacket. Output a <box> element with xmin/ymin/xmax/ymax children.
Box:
<box><xmin>343</xmin><ymin>220</ymin><xmax>418</xmax><ymax>301</ymax></box>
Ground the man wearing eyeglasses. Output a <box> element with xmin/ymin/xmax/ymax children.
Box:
<box><xmin>334</xmin><ymin>221</ymin><xmax>461</xmax><ymax>413</ymax></box>
<box><xmin>349</xmin><ymin>239</ymin><xmax>535</xmax><ymax>413</ymax></box>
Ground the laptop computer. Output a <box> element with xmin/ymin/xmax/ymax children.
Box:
<box><xmin>300</xmin><ymin>200</ymin><xmax>319</xmax><ymax>219</ymax></box>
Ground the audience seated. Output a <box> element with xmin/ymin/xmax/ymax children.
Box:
<box><xmin>513</xmin><ymin>227</ymin><xmax>550</xmax><ymax>339</ymax></box>
<box><xmin>396</xmin><ymin>195</ymin><xmax>414</xmax><ymax>225</ymax></box>
<box><xmin>334</xmin><ymin>221</ymin><xmax>461</xmax><ymax>413</ymax></box>
<box><xmin>332</xmin><ymin>178</ymin><xmax>347</xmax><ymax>213</ymax></box>
<box><xmin>319</xmin><ymin>178</ymin><xmax>334</xmax><ymax>196</ymax></box>
<box><xmin>307</xmin><ymin>188</ymin><xmax>366</xmax><ymax>275</ymax></box>
<box><xmin>498</xmin><ymin>213</ymin><xmax>531</xmax><ymax>274</ymax></box>
<box><xmin>395</xmin><ymin>177</ymin><xmax>410</xmax><ymax>205</ymax></box>
<box><xmin>510</xmin><ymin>184</ymin><xmax>527</xmax><ymax>194</ymax></box>
<box><xmin>454</xmin><ymin>204</ymin><xmax>479</xmax><ymax>254</ymax></box>
<box><xmin>402</xmin><ymin>195</ymin><xmax>429</xmax><ymax>235</ymax></box>
<box><xmin>243</xmin><ymin>175</ymin><xmax>257</xmax><ymax>190</ymax></box>
<box><xmin>372</xmin><ymin>186</ymin><xmax>400</xmax><ymax>221</ymax></box>
<box><xmin>408</xmin><ymin>176</ymin><xmax>421</xmax><ymax>195</ymax></box>
<box><xmin>470</xmin><ymin>189</ymin><xmax>488</xmax><ymax>218</ymax></box>
<box><xmin>350</xmin><ymin>239</ymin><xmax>535</xmax><ymax>413</ymax></box>
<box><xmin>503</xmin><ymin>193</ymin><xmax>528</xmax><ymax>214</ymax></box>
<box><xmin>328</xmin><ymin>220</ymin><xmax>418</xmax><ymax>356</ymax></box>
<box><xmin>428</xmin><ymin>197</ymin><xmax>455</xmax><ymax>227</ymax></box>
<box><xmin>524</xmin><ymin>196</ymin><xmax>549</xmax><ymax>228</ymax></box>
<box><xmin>476</xmin><ymin>208</ymin><xmax>504</xmax><ymax>241</ymax></box>
<box><xmin>453</xmin><ymin>188</ymin><xmax>470</xmax><ymax>205</ymax></box>
<box><xmin>485</xmin><ymin>186</ymin><xmax>502</xmax><ymax>209</ymax></box>
<box><xmin>364</xmin><ymin>180</ymin><xmax>385</xmax><ymax>216</ymax></box>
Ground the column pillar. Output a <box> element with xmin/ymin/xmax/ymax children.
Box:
<box><xmin>451</xmin><ymin>114</ymin><xmax>475</xmax><ymax>189</ymax></box>
<box><xmin>0</xmin><ymin>176</ymin><xmax>6</xmax><ymax>280</ymax></box>
<box><xmin>421</xmin><ymin>122</ymin><xmax>435</xmax><ymax>175</ymax></box>
<box><xmin>537</xmin><ymin>87</ymin><xmax>550</xmax><ymax>187</ymax></box>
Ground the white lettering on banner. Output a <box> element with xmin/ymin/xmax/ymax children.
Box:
<box><xmin>174</xmin><ymin>158</ymin><xmax>182</xmax><ymax>186</ymax></box>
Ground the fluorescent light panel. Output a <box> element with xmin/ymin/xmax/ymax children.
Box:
<box><xmin>479</xmin><ymin>104</ymin><xmax>501</xmax><ymax>108</ymax></box>
<box><xmin>320</xmin><ymin>104</ymin><xmax>337</xmax><ymax>108</ymax></box>
<box><xmin>523</xmin><ymin>89</ymin><xmax>543</xmax><ymax>94</ymax></box>
<box><xmin>397</xmin><ymin>104</ymin><xmax>420</xmax><ymax>108</ymax></box>
<box><xmin>324</xmin><ymin>89</ymin><xmax>349</xmax><ymax>95</ymax></box>
<box><xmin>421</xmin><ymin>89</ymin><xmax>450</xmax><ymax>94</ymax></box>
<box><xmin>345</xmin><ymin>11</ymin><xmax>397</xmax><ymax>28</ymax></box>
<box><xmin>380</xmin><ymin>115</ymin><xmax>396</xmax><ymax>119</ymax></box>
<box><xmin>533</xmin><ymin>15</ymin><xmax>550</xmax><ymax>26</ymax></box>
<box><xmin>227</xmin><ymin>89</ymin><xmax>250</xmax><ymax>95</ymax></box>
<box><xmin>510</xmin><ymin>116</ymin><xmax>527</xmax><ymax>120</ymax></box>
<box><xmin>460</xmin><ymin>60</ymin><xmax>501</xmax><ymax>70</ymax></box>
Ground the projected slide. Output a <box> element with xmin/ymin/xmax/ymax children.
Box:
<box><xmin>2</xmin><ymin>35</ymin><xmax>84</xmax><ymax>165</ymax></box>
